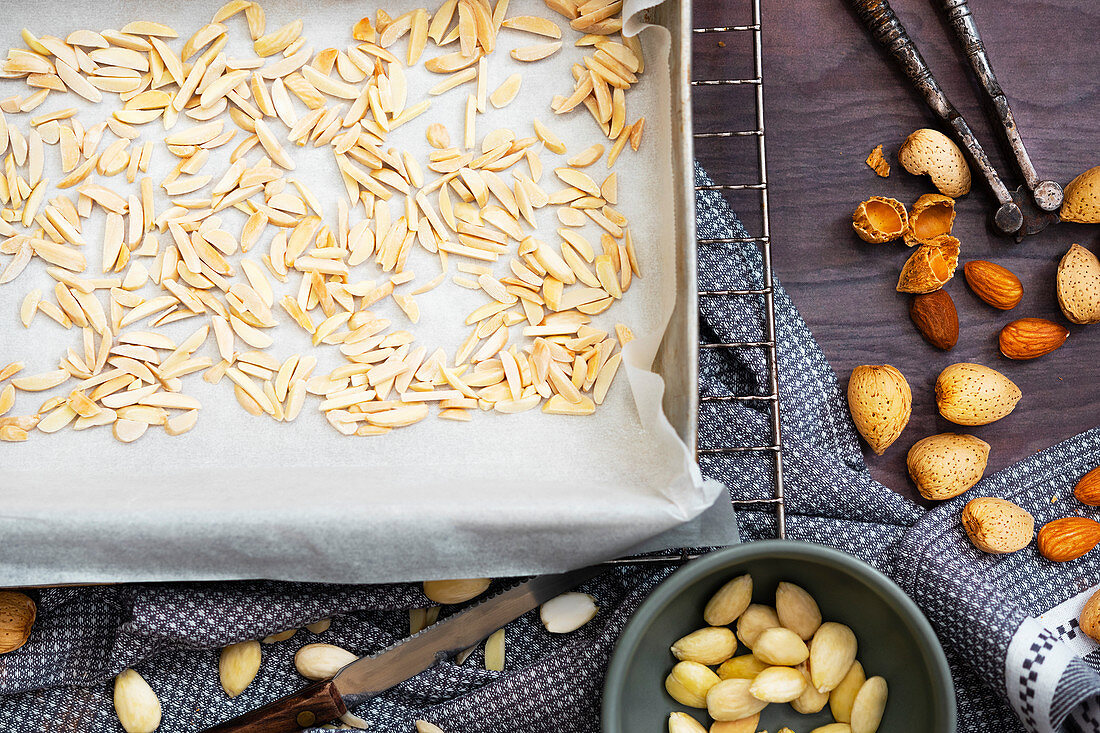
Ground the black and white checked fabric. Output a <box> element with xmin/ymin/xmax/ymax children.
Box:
<box><xmin>0</xmin><ymin>165</ymin><xmax>1097</xmax><ymax>733</ymax></box>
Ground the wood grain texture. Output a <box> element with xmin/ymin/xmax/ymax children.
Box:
<box><xmin>693</xmin><ymin>0</ymin><xmax>1100</xmax><ymax>503</ymax></box>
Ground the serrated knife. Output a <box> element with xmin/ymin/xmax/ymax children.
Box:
<box><xmin>201</xmin><ymin>564</ymin><xmax>605</xmax><ymax>732</ymax></box>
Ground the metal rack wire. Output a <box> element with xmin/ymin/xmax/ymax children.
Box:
<box><xmin>693</xmin><ymin>0</ymin><xmax>787</xmax><ymax>539</ymax></box>
<box><xmin>605</xmin><ymin>0</ymin><xmax>786</xmax><ymax>570</ymax></box>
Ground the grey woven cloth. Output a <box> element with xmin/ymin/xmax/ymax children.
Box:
<box><xmin>1</xmin><ymin>165</ymin><xmax>1098</xmax><ymax>733</ymax></box>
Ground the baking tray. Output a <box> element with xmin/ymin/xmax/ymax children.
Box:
<box><xmin>0</xmin><ymin>0</ymin><xmax>724</xmax><ymax>587</ymax></box>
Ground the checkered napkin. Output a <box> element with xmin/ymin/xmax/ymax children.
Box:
<box><xmin>1</xmin><ymin>165</ymin><xmax>1098</xmax><ymax>733</ymax></box>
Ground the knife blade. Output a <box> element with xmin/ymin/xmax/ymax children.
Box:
<box><xmin>202</xmin><ymin>564</ymin><xmax>606</xmax><ymax>732</ymax></box>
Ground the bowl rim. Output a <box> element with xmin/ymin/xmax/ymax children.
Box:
<box><xmin>601</xmin><ymin>539</ymin><xmax>958</xmax><ymax>732</ymax></box>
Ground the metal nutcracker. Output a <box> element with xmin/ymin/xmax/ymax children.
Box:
<box><xmin>850</xmin><ymin>0</ymin><xmax>1062</xmax><ymax>240</ymax></box>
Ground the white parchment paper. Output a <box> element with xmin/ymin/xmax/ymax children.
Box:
<box><xmin>0</xmin><ymin>0</ymin><xmax>729</xmax><ymax>585</ymax></box>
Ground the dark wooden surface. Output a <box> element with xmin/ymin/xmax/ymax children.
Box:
<box><xmin>692</xmin><ymin>0</ymin><xmax>1100</xmax><ymax>502</ymax></box>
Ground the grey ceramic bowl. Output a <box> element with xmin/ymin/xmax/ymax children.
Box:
<box><xmin>602</xmin><ymin>540</ymin><xmax>956</xmax><ymax>733</ymax></box>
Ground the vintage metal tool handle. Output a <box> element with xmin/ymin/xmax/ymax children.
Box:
<box><xmin>936</xmin><ymin>0</ymin><xmax>1063</xmax><ymax>210</ymax></box>
<box><xmin>202</xmin><ymin>680</ymin><xmax>346</xmax><ymax>732</ymax></box>
<box><xmin>848</xmin><ymin>0</ymin><xmax>1021</xmax><ymax>233</ymax></box>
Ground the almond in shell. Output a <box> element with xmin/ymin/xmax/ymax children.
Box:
<box><xmin>904</xmin><ymin>193</ymin><xmax>955</xmax><ymax>246</ymax></box>
<box><xmin>1060</xmin><ymin>166</ymin><xmax>1100</xmax><ymax>224</ymax></box>
<box><xmin>935</xmin><ymin>363</ymin><xmax>1021</xmax><ymax>426</ymax></box>
<box><xmin>0</xmin><ymin>591</ymin><xmax>35</xmax><ymax>654</ymax></box>
<box><xmin>852</xmin><ymin>196</ymin><xmax>907</xmax><ymax>243</ymax></box>
<box><xmin>1037</xmin><ymin>517</ymin><xmax>1100</xmax><ymax>562</ymax></box>
<box><xmin>909</xmin><ymin>290</ymin><xmax>958</xmax><ymax>350</ymax></box>
<box><xmin>896</xmin><ymin>235</ymin><xmax>959</xmax><ymax>294</ymax></box>
<box><xmin>907</xmin><ymin>433</ymin><xmax>990</xmax><ymax>501</ymax></box>
<box><xmin>961</xmin><ymin>497</ymin><xmax>1034</xmax><ymax>554</ymax></box>
<box><xmin>1079</xmin><ymin>589</ymin><xmax>1100</xmax><ymax>642</ymax></box>
<box><xmin>999</xmin><ymin>318</ymin><xmax>1069</xmax><ymax>360</ymax></box>
<box><xmin>847</xmin><ymin>365</ymin><xmax>911</xmax><ymax>455</ymax></box>
<box><xmin>963</xmin><ymin>260</ymin><xmax>1022</xmax><ymax>310</ymax></box>
<box><xmin>1056</xmin><ymin>244</ymin><xmax>1100</xmax><ymax>325</ymax></box>
<box><xmin>898</xmin><ymin>128</ymin><xmax>971</xmax><ymax>197</ymax></box>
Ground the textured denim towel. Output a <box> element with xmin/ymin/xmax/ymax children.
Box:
<box><xmin>1</xmin><ymin>166</ymin><xmax>1098</xmax><ymax>733</ymax></box>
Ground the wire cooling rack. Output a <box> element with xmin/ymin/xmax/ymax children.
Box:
<box><xmin>694</xmin><ymin>0</ymin><xmax>786</xmax><ymax>539</ymax></box>
<box><xmin>605</xmin><ymin>0</ymin><xmax>785</xmax><ymax>569</ymax></box>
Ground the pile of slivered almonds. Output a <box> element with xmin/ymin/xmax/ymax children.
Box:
<box><xmin>0</xmin><ymin>0</ymin><xmax>647</xmax><ymax>444</ymax></box>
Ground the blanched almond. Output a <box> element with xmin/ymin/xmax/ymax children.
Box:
<box><xmin>751</xmin><ymin>626</ymin><xmax>809</xmax><ymax>666</ymax></box>
<box><xmin>219</xmin><ymin>640</ymin><xmax>261</xmax><ymax>697</ymax></box>
<box><xmin>113</xmin><ymin>669</ymin><xmax>161</xmax><ymax>733</ymax></box>
<box><xmin>671</xmin><ymin>627</ymin><xmax>736</xmax><ymax>666</ymax></box>
<box><xmin>748</xmin><ymin>665</ymin><xmax>807</xmax><ymax>703</ymax></box>
<box><xmin>775</xmin><ymin>581</ymin><xmax>822</xmax><ymax>640</ymax></box>
<box><xmin>735</xmin><ymin>604</ymin><xmax>779</xmax><ymax>648</ymax></box>
<box><xmin>703</xmin><ymin>573</ymin><xmax>752</xmax><ymax>626</ymax></box>
<box><xmin>423</xmin><ymin>578</ymin><xmax>490</xmax><ymax>604</ymax></box>
<box><xmin>809</xmin><ymin>622</ymin><xmax>858</xmax><ymax>693</ymax></box>
<box><xmin>294</xmin><ymin>643</ymin><xmax>357</xmax><ymax>680</ymax></box>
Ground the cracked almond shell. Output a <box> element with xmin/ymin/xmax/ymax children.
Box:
<box><xmin>896</xmin><ymin>235</ymin><xmax>959</xmax><ymax>294</ymax></box>
<box><xmin>1060</xmin><ymin>166</ymin><xmax>1100</xmax><ymax>224</ymax></box>
<box><xmin>898</xmin><ymin>128</ymin><xmax>971</xmax><ymax>198</ymax></box>
<box><xmin>907</xmin><ymin>433</ymin><xmax>990</xmax><ymax>500</ymax></box>
<box><xmin>935</xmin><ymin>362</ymin><xmax>1021</xmax><ymax>426</ymax></box>
<box><xmin>1056</xmin><ymin>243</ymin><xmax>1100</xmax><ymax>324</ymax></box>
<box><xmin>847</xmin><ymin>365</ymin><xmax>911</xmax><ymax>455</ymax></box>
<box><xmin>904</xmin><ymin>193</ymin><xmax>955</xmax><ymax>246</ymax></box>
<box><xmin>852</xmin><ymin>196</ymin><xmax>907</xmax><ymax>243</ymax></box>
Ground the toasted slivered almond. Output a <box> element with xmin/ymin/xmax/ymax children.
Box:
<box><xmin>533</xmin><ymin>119</ymin><xmax>566</xmax><ymax>154</ymax></box>
<box><xmin>121</xmin><ymin>21</ymin><xmax>177</xmax><ymax>37</ymax></box>
<box><xmin>568</xmin><ymin>144</ymin><xmax>604</xmax><ymax>168</ymax></box>
<box><xmin>501</xmin><ymin>16</ymin><xmax>562</xmax><ymax>38</ymax></box>
<box><xmin>13</xmin><ymin>369</ymin><xmax>70</xmax><ymax>392</ymax></box>
<box><xmin>511</xmin><ymin>42</ymin><xmax>562</xmax><ymax>62</ymax></box>
<box><xmin>252</xmin><ymin>118</ymin><xmax>295</xmax><ymax>170</ymax></box>
<box><xmin>54</xmin><ymin>60</ymin><xmax>102</xmax><ymax>103</ymax></box>
<box><xmin>489</xmin><ymin>74</ymin><xmax>521</xmax><ymax>109</ymax></box>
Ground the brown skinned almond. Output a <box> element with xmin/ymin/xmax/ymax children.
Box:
<box><xmin>909</xmin><ymin>290</ymin><xmax>958</xmax><ymax>350</ymax></box>
<box><xmin>999</xmin><ymin>318</ymin><xmax>1069</xmax><ymax>360</ymax></box>
<box><xmin>1074</xmin><ymin>467</ymin><xmax>1100</xmax><ymax>506</ymax></box>
<box><xmin>1038</xmin><ymin>517</ymin><xmax>1100</xmax><ymax>562</ymax></box>
<box><xmin>963</xmin><ymin>260</ymin><xmax>1022</xmax><ymax>310</ymax></box>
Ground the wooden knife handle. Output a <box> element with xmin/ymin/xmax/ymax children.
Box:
<box><xmin>201</xmin><ymin>680</ymin><xmax>347</xmax><ymax>733</ymax></box>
